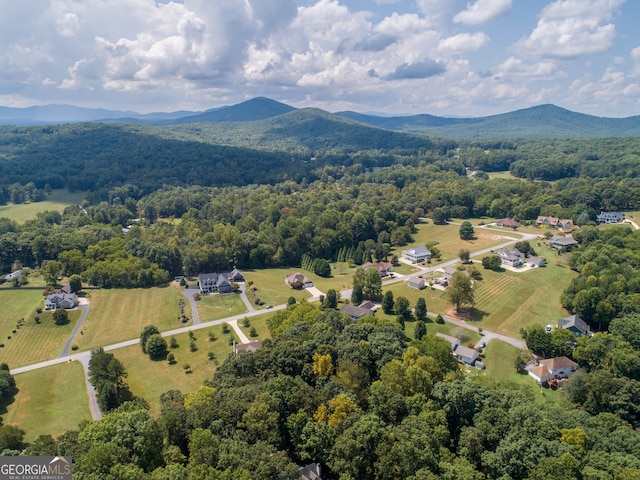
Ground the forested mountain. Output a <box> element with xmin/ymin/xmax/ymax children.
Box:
<box><xmin>2</xmin><ymin>98</ymin><xmax>640</xmax><ymax>137</ymax></box>
<box><xmin>169</xmin><ymin>97</ymin><xmax>295</xmax><ymax>124</ymax></box>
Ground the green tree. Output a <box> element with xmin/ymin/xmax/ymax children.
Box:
<box><xmin>447</xmin><ymin>272</ymin><xmax>475</xmax><ymax>314</ymax></box>
<box><xmin>481</xmin><ymin>255</ymin><xmax>502</xmax><ymax>270</ymax></box>
<box><xmin>459</xmin><ymin>248</ymin><xmax>471</xmax><ymax>263</ymax></box>
<box><xmin>322</xmin><ymin>289</ymin><xmax>338</xmax><ymax>309</ymax></box>
<box><xmin>395</xmin><ymin>296</ymin><xmax>411</xmax><ymax>320</ymax></box>
<box><xmin>415</xmin><ymin>297</ymin><xmax>427</xmax><ymax>321</ymax></box>
<box><xmin>381</xmin><ymin>291</ymin><xmax>395</xmax><ymax>314</ymax></box>
<box><xmin>53</xmin><ymin>308</ymin><xmax>69</xmax><ymax>325</ymax></box>
<box><xmin>44</xmin><ymin>260</ymin><xmax>62</xmax><ymax>285</ymax></box>
<box><xmin>0</xmin><ymin>425</ymin><xmax>25</xmax><ymax>452</ymax></box>
<box><xmin>414</xmin><ymin>320</ymin><xmax>427</xmax><ymax>340</ymax></box>
<box><xmin>459</xmin><ymin>221</ymin><xmax>475</xmax><ymax>240</ymax></box>
<box><xmin>362</xmin><ymin>267</ymin><xmax>383</xmax><ymax>301</ymax></box>
<box><xmin>140</xmin><ymin>325</ymin><xmax>160</xmax><ymax>354</ymax></box>
<box><xmin>146</xmin><ymin>334</ymin><xmax>168</xmax><ymax>360</ymax></box>
<box><xmin>69</xmin><ymin>274</ymin><xmax>82</xmax><ymax>293</ymax></box>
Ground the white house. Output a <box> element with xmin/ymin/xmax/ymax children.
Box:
<box><xmin>402</xmin><ymin>246</ymin><xmax>432</xmax><ymax>263</ymax></box>
<box><xmin>596</xmin><ymin>211</ymin><xmax>624</xmax><ymax>224</ymax></box>
<box><xmin>44</xmin><ymin>292</ymin><xmax>79</xmax><ymax>310</ymax></box>
<box><xmin>497</xmin><ymin>248</ymin><xmax>524</xmax><ymax>267</ymax></box>
<box><xmin>527</xmin><ymin>356</ymin><xmax>578</xmax><ymax>383</ymax></box>
<box><xmin>455</xmin><ymin>345</ymin><xmax>479</xmax><ymax>365</ymax></box>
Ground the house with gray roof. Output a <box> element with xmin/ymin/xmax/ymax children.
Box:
<box><xmin>198</xmin><ymin>272</ymin><xmax>237</xmax><ymax>293</ymax></box>
<box><xmin>341</xmin><ymin>303</ymin><xmax>374</xmax><ymax>321</ymax></box>
<box><xmin>557</xmin><ymin>314</ymin><xmax>590</xmax><ymax>337</ymax></box>
<box><xmin>497</xmin><ymin>248</ymin><xmax>524</xmax><ymax>267</ymax></box>
<box><xmin>402</xmin><ymin>246</ymin><xmax>432</xmax><ymax>263</ymax></box>
<box><xmin>408</xmin><ymin>277</ymin><xmax>426</xmax><ymax>290</ymax></box>
<box><xmin>285</xmin><ymin>272</ymin><xmax>314</xmax><ymax>289</ymax></box>
<box><xmin>45</xmin><ymin>292</ymin><xmax>79</xmax><ymax>310</ymax></box>
<box><xmin>2</xmin><ymin>270</ymin><xmax>22</xmax><ymax>284</ymax></box>
<box><xmin>455</xmin><ymin>345</ymin><xmax>479</xmax><ymax>365</ymax></box>
<box><xmin>549</xmin><ymin>235</ymin><xmax>579</xmax><ymax>250</ymax></box>
<box><xmin>596</xmin><ymin>211</ymin><xmax>623</xmax><ymax>224</ymax></box>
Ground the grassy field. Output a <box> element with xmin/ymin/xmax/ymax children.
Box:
<box><xmin>237</xmin><ymin>311</ymin><xmax>273</xmax><ymax>341</ymax></box>
<box><xmin>196</xmin><ymin>293</ymin><xmax>247</xmax><ymax>322</ymax></box>
<box><xmin>75</xmin><ymin>285</ymin><xmax>192</xmax><ymax>351</ymax></box>
<box><xmin>0</xmin><ymin>308</ymin><xmax>82</xmax><ymax>368</ymax></box>
<box><xmin>243</xmin><ymin>268</ymin><xmax>311</xmax><ymax>307</ymax></box>
<box><xmin>117</xmin><ymin>326</ymin><xmax>236</xmax><ymax>416</ymax></box>
<box><xmin>0</xmin><ymin>190</ymin><xmax>86</xmax><ymax>223</ymax></box>
<box><xmin>0</xmin><ymin>289</ymin><xmax>44</xmax><ymax>343</ymax></box>
<box><xmin>479</xmin><ymin>339</ymin><xmax>563</xmax><ymax>403</ymax></box>
<box><xmin>385</xmin><ymin>244</ymin><xmax>576</xmax><ymax>338</ymax></box>
<box><xmin>1</xmin><ymin>361</ymin><xmax>91</xmax><ymax>441</ymax></box>
<box><xmin>401</xmin><ymin>222</ymin><xmax>519</xmax><ymax>264</ymax></box>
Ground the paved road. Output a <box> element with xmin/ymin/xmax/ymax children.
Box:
<box><xmin>60</xmin><ymin>304</ymin><xmax>90</xmax><ymax>357</ymax></box>
<box><xmin>76</xmin><ymin>353</ymin><xmax>102</xmax><ymax>420</ymax></box>
<box><xmin>238</xmin><ymin>283</ymin><xmax>257</xmax><ymax>313</ymax></box>
<box><xmin>181</xmin><ymin>287</ymin><xmax>201</xmax><ymax>325</ymax></box>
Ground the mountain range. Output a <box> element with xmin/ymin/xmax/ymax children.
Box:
<box><xmin>1</xmin><ymin>97</ymin><xmax>640</xmax><ymax>138</ymax></box>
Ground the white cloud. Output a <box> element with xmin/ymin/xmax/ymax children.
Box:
<box><xmin>513</xmin><ymin>0</ymin><xmax>627</xmax><ymax>59</ymax></box>
<box><xmin>453</xmin><ymin>0</ymin><xmax>512</xmax><ymax>25</ymax></box>
<box><xmin>438</xmin><ymin>32</ymin><xmax>489</xmax><ymax>54</ymax></box>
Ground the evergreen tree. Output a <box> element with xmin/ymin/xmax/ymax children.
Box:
<box><xmin>382</xmin><ymin>291</ymin><xmax>395</xmax><ymax>314</ymax></box>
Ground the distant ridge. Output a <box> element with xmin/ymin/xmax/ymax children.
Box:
<box><xmin>169</xmin><ymin>97</ymin><xmax>295</xmax><ymax>124</ymax></box>
<box><xmin>1</xmin><ymin>97</ymin><xmax>640</xmax><ymax>138</ymax></box>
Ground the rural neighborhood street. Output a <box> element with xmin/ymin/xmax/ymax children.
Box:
<box><xmin>10</xmin><ymin>222</ymin><xmax>537</xmax><ymax>420</ymax></box>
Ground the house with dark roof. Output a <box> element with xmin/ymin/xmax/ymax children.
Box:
<box><xmin>549</xmin><ymin>235</ymin><xmax>579</xmax><ymax>250</ymax></box>
<box><xmin>557</xmin><ymin>314</ymin><xmax>590</xmax><ymax>337</ymax></box>
<box><xmin>198</xmin><ymin>272</ymin><xmax>236</xmax><ymax>293</ymax></box>
<box><xmin>285</xmin><ymin>273</ymin><xmax>314</xmax><ymax>289</ymax></box>
<box><xmin>401</xmin><ymin>246</ymin><xmax>432</xmax><ymax>263</ymax></box>
<box><xmin>527</xmin><ymin>356</ymin><xmax>578</xmax><ymax>384</ymax></box>
<box><xmin>497</xmin><ymin>248</ymin><xmax>524</xmax><ymax>267</ymax></box>
<box><xmin>361</xmin><ymin>261</ymin><xmax>393</xmax><ymax>277</ymax></box>
<box><xmin>496</xmin><ymin>218</ymin><xmax>521</xmax><ymax>229</ymax></box>
<box><xmin>299</xmin><ymin>463</ymin><xmax>322</xmax><ymax>480</ymax></box>
<box><xmin>45</xmin><ymin>292</ymin><xmax>79</xmax><ymax>310</ymax></box>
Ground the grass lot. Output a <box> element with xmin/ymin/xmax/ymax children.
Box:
<box><xmin>479</xmin><ymin>339</ymin><xmax>563</xmax><ymax>403</ymax></box>
<box><xmin>0</xmin><ymin>190</ymin><xmax>86</xmax><ymax>223</ymax></box>
<box><xmin>0</xmin><ymin>289</ymin><xmax>44</xmax><ymax>344</ymax></box>
<box><xmin>1</xmin><ymin>361</ymin><xmax>91</xmax><ymax>441</ymax></box>
<box><xmin>487</xmin><ymin>171</ymin><xmax>517</xmax><ymax>180</ymax></box>
<box><xmin>401</xmin><ymin>222</ymin><xmax>519</xmax><ymax>264</ymax></box>
<box><xmin>0</xmin><ymin>309</ymin><xmax>82</xmax><ymax>368</ymax></box>
<box><xmin>75</xmin><ymin>285</ymin><xmax>192</xmax><ymax>351</ymax></box>
<box><xmin>243</xmin><ymin>268</ymin><xmax>311</xmax><ymax>307</ymax></box>
<box><xmin>237</xmin><ymin>311</ymin><xmax>273</xmax><ymax>341</ymax></box>
<box><xmin>196</xmin><ymin>293</ymin><xmax>247</xmax><ymax>322</ymax></box>
<box><xmin>117</xmin><ymin>327</ymin><xmax>235</xmax><ymax>416</ymax></box>
<box><xmin>385</xmin><ymin>244</ymin><xmax>576</xmax><ymax>338</ymax></box>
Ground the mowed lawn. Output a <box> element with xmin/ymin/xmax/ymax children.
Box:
<box><xmin>117</xmin><ymin>326</ymin><xmax>235</xmax><ymax>416</ymax></box>
<box><xmin>0</xmin><ymin>190</ymin><xmax>86</xmax><ymax>223</ymax></box>
<box><xmin>0</xmin><ymin>308</ymin><xmax>82</xmax><ymax>368</ymax></box>
<box><xmin>237</xmin><ymin>311</ymin><xmax>273</xmax><ymax>341</ymax></box>
<box><xmin>400</xmin><ymin>222</ymin><xmax>521</xmax><ymax>263</ymax></box>
<box><xmin>385</xmin><ymin>245</ymin><xmax>576</xmax><ymax>338</ymax></box>
<box><xmin>196</xmin><ymin>293</ymin><xmax>247</xmax><ymax>322</ymax></box>
<box><xmin>76</xmin><ymin>285</ymin><xmax>192</xmax><ymax>351</ymax></box>
<box><xmin>2</xmin><ymin>361</ymin><xmax>91</xmax><ymax>441</ymax></box>
<box><xmin>0</xmin><ymin>289</ymin><xmax>44</xmax><ymax>343</ymax></box>
<box><xmin>243</xmin><ymin>268</ymin><xmax>311</xmax><ymax>307</ymax></box>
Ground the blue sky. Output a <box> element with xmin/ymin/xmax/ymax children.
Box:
<box><xmin>1</xmin><ymin>0</ymin><xmax>639</xmax><ymax>117</ymax></box>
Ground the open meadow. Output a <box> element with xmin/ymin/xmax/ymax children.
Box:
<box><xmin>0</xmin><ymin>307</ymin><xmax>82</xmax><ymax>368</ymax></box>
<box><xmin>1</xmin><ymin>361</ymin><xmax>91</xmax><ymax>441</ymax></box>
<box><xmin>0</xmin><ymin>289</ymin><xmax>43</xmax><ymax>343</ymax></box>
<box><xmin>74</xmin><ymin>285</ymin><xmax>192</xmax><ymax>351</ymax></box>
<box><xmin>0</xmin><ymin>190</ymin><xmax>86</xmax><ymax>223</ymax></box>
<box><xmin>116</xmin><ymin>325</ymin><xmax>236</xmax><ymax>416</ymax></box>
<box><xmin>243</xmin><ymin>268</ymin><xmax>311</xmax><ymax>306</ymax></box>
<box><xmin>400</xmin><ymin>221</ymin><xmax>521</xmax><ymax>264</ymax></box>
<box><xmin>237</xmin><ymin>311</ymin><xmax>273</xmax><ymax>341</ymax></box>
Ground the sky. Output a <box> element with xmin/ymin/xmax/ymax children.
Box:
<box><xmin>1</xmin><ymin>0</ymin><xmax>640</xmax><ymax>117</ymax></box>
